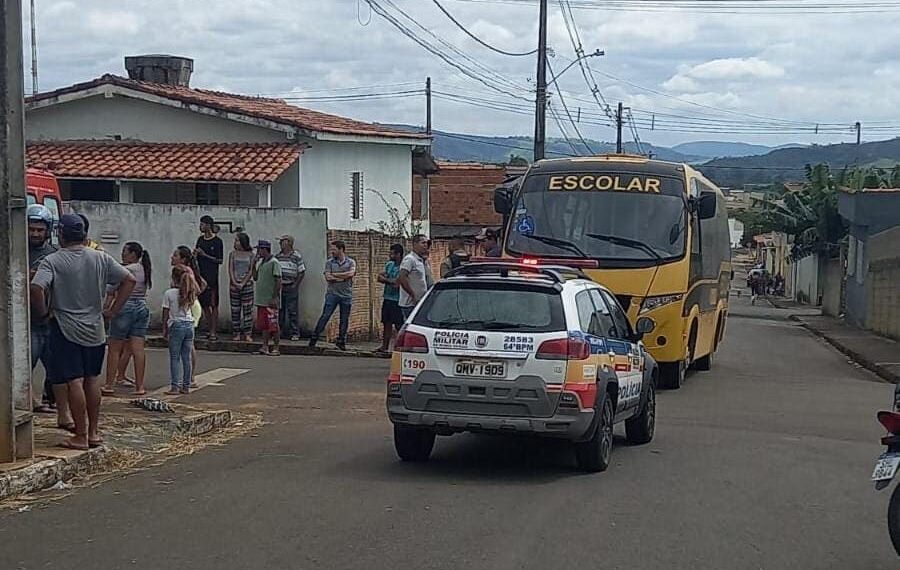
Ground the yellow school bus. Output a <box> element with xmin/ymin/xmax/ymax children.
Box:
<box><xmin>495</xmin><ymin>154</ymin><xmax>731</xmax><ymax>389</ymax></box>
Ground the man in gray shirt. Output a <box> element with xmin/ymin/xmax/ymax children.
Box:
<box><xmin>398</xmin><ymin>234</ymin><xmax>433</xmax><ymax>320</ymax></box>
<box><xmin>309</xmin><ymin>240</ymin><xmax>356</xmax><ymax>351</ymax></box>
<box><xmin>31</xmin><ymin>214</ymin><xmax>136</xmax><ymax>450</ymax></box>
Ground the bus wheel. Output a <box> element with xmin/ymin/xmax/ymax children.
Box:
<box><xmin>694</xmin><ymin>351</ymin><xmax>713</xmax><ymax>371</ymax></box>
<box><xmin>660</xmin><ymin>360</ymin><xmax>686</xmax><ymax>390</ymax></box>
<box><xmin>694</xmin><ymin>318</ymin><xmax>720</xmax><ymax>372</ymax></box>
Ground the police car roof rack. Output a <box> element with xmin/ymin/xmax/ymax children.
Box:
<box><xmin>445</xmin><ymin>261</ymin><xmax>587</xmax><ymax>283</ymax></box>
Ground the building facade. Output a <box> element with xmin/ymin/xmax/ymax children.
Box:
<box><xmin>25</xmin><ymin>55</ymin><xmax>430</xmax><ymax>231</ymax></box>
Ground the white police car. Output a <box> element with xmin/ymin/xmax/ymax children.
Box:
<box><xmin>386</xmin><ymin>261</ymin><xmax>658</xmax><ymax>472</ymax></box>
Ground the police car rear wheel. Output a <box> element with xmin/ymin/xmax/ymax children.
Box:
<box><xmin>394</xmin><ymin>425</ymin><xmax>435</xmax><ymax>462</ymax></box>
<box><xmin>575</xmin><ymin>395</ymin><xmax>614</xmax><ymax>472</ymax></box>
<box><xmin>625</xmin><ymin>382</ymin><xmax>655</xmax><ymax>445</ymax></box>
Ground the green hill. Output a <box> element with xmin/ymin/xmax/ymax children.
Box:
<box><xmin>699</xmin><ymin>138</ymin><xmax>900</xmax><ymax>187</ymax></box>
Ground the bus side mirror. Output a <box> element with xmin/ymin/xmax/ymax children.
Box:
<box><xmin>697</xmin><ymin>193</ymin><xmax>717</xmax><ymax>220</ymax></box>
<box><xmin>634</xmin><ymin>317</ymin><xmax>655</xmax><ymax>337</ymax></box>
<box><xmin>494</xmin><ymin>186</ymin><xmax>513</xmax><ymax>215</ymax></box>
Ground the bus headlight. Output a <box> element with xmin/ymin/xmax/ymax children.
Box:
<box><xmin>640</xmin><ymin>294</ymin><xmax>683</xmax><ymax>314</ymax></box>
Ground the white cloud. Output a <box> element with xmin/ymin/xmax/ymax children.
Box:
<box><xmin>86</xmin><ymin>10</ymin><xmax>140</xmax><ymax>35</ymax></box>
<box><xmin>688</xmin><ymin>57</ymin><xmax>785</xmax><ymax>80</ymax></box>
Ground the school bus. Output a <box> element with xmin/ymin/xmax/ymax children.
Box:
<box><xmin>494</xmin><ymin>155</ymin><xmax>731</xmax><ymax>389</ymax></box>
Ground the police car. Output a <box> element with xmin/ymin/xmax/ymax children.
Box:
<box><xmin>386</xmin><ymin>261</ymin><xmax>658</xmax><ymax>472</ymax></box>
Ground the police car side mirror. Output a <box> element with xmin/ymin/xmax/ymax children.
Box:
<box><xmin>634</xmin><ymin>317</ymin><xmax>655</xmax><ymax>337</ymax></box>
<box><xmin>697</xmin><ymin>193</ymin><xmax>717</xmax><ymax>220</ymax></box>
<box><xmin>494</xmin><ymin>186</ymin><xmax>512</xmax><ymax>215</ymax></box>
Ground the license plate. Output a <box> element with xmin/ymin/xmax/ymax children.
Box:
<box><xmin>455</xmin><ymin>360</ymin><xmax>506</xmax><ymax>379</ymax></box>
<box><xmin>872</xmin><ymin>453</ymin><xmax>900</xmax><ymax>481</ymax></box>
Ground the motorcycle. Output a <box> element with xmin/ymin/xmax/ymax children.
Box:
<box><xmin>873</xmin><ymin>409</ymin><xmax>900</xmax><ymax>556</ymax></box>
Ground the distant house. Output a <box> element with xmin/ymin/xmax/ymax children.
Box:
<box><xmin>838</xmin><ymin>187</ymin><xmax>900</xmax><ymax>336</ymax></box>
<box><xmin>24</xmin><ymin>55</ymin><xmax>430</xmax><ymax>231</ymax></box>
<box><xmin>412</xmin><ymin>161</ymin><xmax>507</xmax><ymax>238</ymax></box>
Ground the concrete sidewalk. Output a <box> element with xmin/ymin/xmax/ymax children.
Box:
<box><xmin>146</xmin><ymin>334</ymin><xmax>388</xmax><ymax>358</ymax></box>
<box><xmin>765</xmin><ymin>297</ymin><xmax>899</xmax><ymax>383</ymax></box>
<box><xmin>0</xmin><ymin>399</ymin><xmax>232</xmax><ymax>503</ymax></box>
<box><xmin>793</xmin><ymin>314</ymin><xmax>900</xmax><ymax>384</ymax></box>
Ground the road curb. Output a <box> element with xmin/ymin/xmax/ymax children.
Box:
<box><xmin>0</xmin><ymin>408</ymin><xmax>232</xmax><ymax>503</ymax></box>
<box><xmin>794</xmin><ymin>320</ymin><xmax>900</xmax><ymax>385</ymax></box>
<box><xmin>146</xmin><ymin>336</ymin><xmax>390</xmax><ymax>359</ymax></box>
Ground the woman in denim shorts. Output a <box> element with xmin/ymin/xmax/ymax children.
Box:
<box><xmin>103</xmin><ymin>242</ymin><xmax>152</xmax><ymax>396</ymax></box>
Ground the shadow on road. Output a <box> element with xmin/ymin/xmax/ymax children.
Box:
<box><xmin>339</xmin><ymin>431</ymin><xmax>632</xmax><ymax>485</ymax></box>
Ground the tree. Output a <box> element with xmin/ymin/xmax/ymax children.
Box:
<box><xmin>757</xmin><ymin>163</ymin><xmax>847</xmax><ymax>259</ymax></box>
<box><xmin>366</xmin><ymin>188</ymin><xmax>423</xmax><ymax>238</ymax></box>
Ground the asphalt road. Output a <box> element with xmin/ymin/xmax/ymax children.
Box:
<box><xmin>2</xmin><ymin>295</ymin><xmax>897</xmax><ymax>569</ymax></box>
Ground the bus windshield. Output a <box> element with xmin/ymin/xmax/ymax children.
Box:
<box><xmin>506</xmin><ymin>172</ymin><xmax>688</xmax><ymax>263</ymax></box>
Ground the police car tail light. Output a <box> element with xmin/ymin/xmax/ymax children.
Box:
<box><xmin>640</xmin><ymin>294</ymin><xmax>684</xmax><ymax>314</ymax></box>
<box><xmin>395</xmin><ymin>330</ymin><xmax>429</xmax><ymax>354</ymax></box>
<box><xmin>536</xmin><ymin>337</ymin><xmax>590</xmax><ymax>361</ymax></box>
<box><xmin>878</xmin><ymin>411</ymin><xmax>900</xmax><ymax>435</ymax></box>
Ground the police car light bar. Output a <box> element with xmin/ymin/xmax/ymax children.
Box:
<box><xmin>468</xmin><ymin>257</ymin><xmax>599</xmax><ymax>269</ymax></box>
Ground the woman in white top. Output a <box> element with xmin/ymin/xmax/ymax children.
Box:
<box><xmin>163</xmin><ymin>265</ymin><xmax>200</xmax><ymax>394</ymax></box>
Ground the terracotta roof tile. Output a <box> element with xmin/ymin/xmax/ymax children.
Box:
<box><xmin>27</xmin><ymin>75</ymin><xmax>430</xmax><ymax>141</ymax></box>
<box><xmin>26</xmin><ymin>141</ymin><xmax>302</xmax><ymax>184</ymax></box>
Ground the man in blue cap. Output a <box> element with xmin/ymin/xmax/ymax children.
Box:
<box><xmin>31</xmin><ymin>214</ymin><xmax>136</xmax><ymax>450</ymax></box>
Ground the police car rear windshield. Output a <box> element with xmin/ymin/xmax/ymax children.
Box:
<box><xmin>413</xmin><ymin>282</ymin><xmax>565</xmax><ymax>333</ymax></box>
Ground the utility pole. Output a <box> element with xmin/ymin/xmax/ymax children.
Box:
<box><xmin>616</xmin><ymin>102</ymin><xmax>624</xmax><ymax>154</ymax></box>
<box><xmin>425</xmin><ymin>76</ymin><xmax>432</xmax><ymax>135</ymax></box>
<box><xmin>29</xmin><ymin>0</ymin><xmax>37</xmax><ymax>94</ymax></box>
<box><xmin>532</xmin><ymin>0</ymin><xmax>548</xmax><ymax>162</ymax></box>
<box><xmin>855</xmin><ymin>121</ymin><xmax>861</xmax><ymax>145</ymax></box>
<box><xmin>1</xmin><ymin>0</ymin><xmax>34</xmax><ymax>463</ymax></box>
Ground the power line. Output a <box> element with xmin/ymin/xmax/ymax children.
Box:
<box><xmin>549</xmin><ymin>101</ymin><xmax>583</xmax><ymax>155</ymax></box>
<box><xmin>547</xmin><ymin>60</ymin><xmax>595</xmax><ymax>153</ymax></box>
<box><xmin>363</xmin><ymin>0</ymin><xmax>531</xmax><ymax>100</ymax></box>
<box><xmin>430</xmin><ymin>0</ymin><xmax>537</xmax><ymax>56</ymax></box>
<box><xmin>438</xmin><ymin>131</ymin><xmax>578</xmax><ymax>157</ymax></box>
<box><xmin>556</xmin><ymin>0</ymin><xmax>615</xmax><ymax>123</ymax></box>
<box><xmin>627</xmin><ymin>109</ymin><xmax>645</xmax><ymax>154</ymax></box>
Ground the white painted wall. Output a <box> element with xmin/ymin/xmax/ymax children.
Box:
<box><xmin>67</xmin><ymin>201</ymin><xmax>329</xmax><ymax>332</ymax></box>
<box><xmin>728</xmin><ymin>218</ymin><xmax>744</xmax><ymax>248</ymax></box>
<box><xmin>792</xmin><ymin>254</ymin><xmax>819</xmax><ymax>305</ymax></box>
<box><xmin>26</xmin><ymin>94</ymin><xmax>286</xmax><ymax>143</ymax></box>
<box><xmin>300</xmin><ymin>140</ymin><xmax>413</xmax><ymax>231</ymax></box>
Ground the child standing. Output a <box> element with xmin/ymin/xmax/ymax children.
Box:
<box><xmin>163</xmin><ymin>266</ymin><xmax>200</xmax><ymax>394</ymax></box>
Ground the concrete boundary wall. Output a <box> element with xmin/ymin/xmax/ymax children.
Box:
<box><xmin>67</xmin><ymin>201</ymin><xmax>328</xmax><ymax>331</ymax></box>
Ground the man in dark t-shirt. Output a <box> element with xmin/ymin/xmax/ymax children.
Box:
<box><xmin>195</xmin><ymin>215</ymin><xmax>224</xmax><ymax>340</ymax></box>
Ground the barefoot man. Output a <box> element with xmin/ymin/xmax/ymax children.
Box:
<box><xmin>30</xmin><ymin>214</ymin><xmax>135</xmax><ymax>450</ymax></box>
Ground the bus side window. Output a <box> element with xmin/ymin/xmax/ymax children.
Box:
<box><xmin>690</xmin><ymin>207</ymin><xmax>702</xmax><ymax>282</ymax></box>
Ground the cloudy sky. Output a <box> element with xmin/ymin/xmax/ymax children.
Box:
<box><xmin>22</xmin><ymin>0</ymin><xmax>900</xmax><ymax>148</ymax></box>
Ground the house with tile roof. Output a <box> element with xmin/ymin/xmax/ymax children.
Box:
<box><xmin>24</xmin><ymin>55</ymin><xmax>431</xmax><ymax>230</ymax></box>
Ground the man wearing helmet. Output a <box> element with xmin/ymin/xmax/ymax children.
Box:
<box><xmin>27</xmin><ymin>205</ymin><xmax>72</xmax><ymax>428</ymax></box>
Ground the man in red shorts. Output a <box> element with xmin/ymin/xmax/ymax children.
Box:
<box><xmin>252</xmin><ymin>240</ymin><xmax>282</xmax><ymax>355</ymax></box>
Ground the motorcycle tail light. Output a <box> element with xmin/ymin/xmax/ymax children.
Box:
<box><xmin>878</xmin><ymin>411</ymin><xmax>900</xmax><ymax>434</ymax></box>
